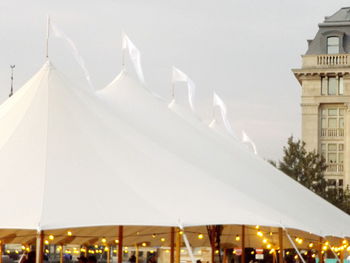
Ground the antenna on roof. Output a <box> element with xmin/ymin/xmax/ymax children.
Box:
<box><xmin>9</xmin><ymin>65</ymin><xmax>15</xmax><ymax>97</ymax></box>
<box><xmin>45</xmin><ymin>15</ymin><xmax>50</xmax><ymax>59</ymax></box>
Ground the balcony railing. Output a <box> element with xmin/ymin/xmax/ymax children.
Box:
<box><xmin>302</xmin><ymin>54</ymin><xmax>350</xmax><ymax>68</ymax></box>
<box><xmin>326</xmin><ymin>163</ymin><xmax>343</xmax><ymax>173</ymax></box>
<box><xmin>317</xmin><ymin>54</ymin><xmax>348</xmax><ymax>66</ymax></box>
<box><xmin>321</xmin><ymin>128</ymin><xmax>344</xmax><ymax>137</ymax></box>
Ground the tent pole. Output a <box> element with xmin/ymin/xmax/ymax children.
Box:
<box><xmin>278</xmin><ymin>228</ymin><xmax>284</xmax><ymax>263</ymax></box>
<box><xmin>170</xmin><ymin>227</ymin><xmax>175</xmax><ymax>263</ymax></box>
<box><xmin>241</xmin><ymin>225</ymin><xmax>245</xmax><ymax>263</ymax></box>
<box><xmin>107</xmin><ymin>246</ymin><xmax>111</xmax><ymax>263</ymax></box>
<box><xmin>175</xmin><ymin>228</ymin><xmax>181</xmax><ymax>263</ymax></box>
<box><xmin>340</xmin><ymin>248</ymin><xmax>344</xmax><ymax>263</ymax></box>
<box><xmin>135</xmin><ymin>244</ymin><xmax>139</xmax><ymax>263</ymax></box>
<box><xmin>210</xmin><ymin>227</ymin><xmax>215</xmax><ymax>263</ymax></box>
<box><xmin>35</xmin><ymin>230</ymin><xmax>44</xmax><ymax>263</ymax></box>
<box><xmin>118</xmin><ymin>226</ymin><xmax>123</xmax><ymax>263</ymax></box>
<box><xmin>84</xmin><ymin>245</ymin><xmax>88</xmax><ymax>258</ymax></box>
<box><xmin>318</xmin><ymin>237</ymin><xmax>323</xmax><ymax>263</ymax></box>
<box><xmin>0</xmin><ymin>240</ymin><xmax>3</xmax><ymax>263</ymax></box>
<box><xmin>59</xmin><ymin>245</ymin><xmax>63</xmax><ymax>263</ymax></box>
<box><xmin>223</xmin><ymin>249</ymin><xmax>227</xmax><ymax>263</ymax></box>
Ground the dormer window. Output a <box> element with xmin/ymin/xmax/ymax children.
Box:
<box><xmin>327</xmin><ymin>37</ymin><xmax>340</xmax><ymax>54</ymax></box>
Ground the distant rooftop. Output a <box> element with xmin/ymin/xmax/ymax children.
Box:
<box><xmin>305</xmin><ymin>7</ymin><xmax>350</xmax><ymax>55</ymax></box>
<box><xmin>321</xmin><ymin>7</ymin><xmax>350</xmax><ymax>25</ymax></box>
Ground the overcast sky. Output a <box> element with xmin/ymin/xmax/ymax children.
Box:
<box><xmin>0</xmin><ymin>0</ymin><xmax>349</xmax><ymax>161</ymax></box>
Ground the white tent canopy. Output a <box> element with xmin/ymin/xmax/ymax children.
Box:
<box><xmin>97</xmin><ymin>68</ymin><xmax>350</xmax><ymax>237</ymax></box>
<box><xmin>0</xmin><ymin>62</ymin><xmax>349</xmax><ymax>238</ymax></box>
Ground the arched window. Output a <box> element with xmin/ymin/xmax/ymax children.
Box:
<box><xmin>327</xmin><ymin>37</ymin><xmax>340</xmax><ymax>54</ymax></box>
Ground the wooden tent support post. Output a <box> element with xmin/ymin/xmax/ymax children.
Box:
<box><xmin>84</xmin><ymin>245</ymin><xmax>88</xmax><ymax>258</ymax></box>
<box><xmin>241</xmin><ymin>225</ymin><xmax>245</xmax><ymax>263</ymax></box>
<box><xmin>59</xmin><ymin>245</ymin><xmax>63</xmax><ymax>263</ymax></box>
<box><xmin>318</xmin><ymin>237</ymin><xmax>323</xmax><ymax>263</ymax></box>
<box><xmin>135</xmin><ymin>245</ymin><xmax>139</xmax><ymax>263</ymax></box>
<box><xmin>340</xmin><ymin>248</ymin><xmax>344</xmax><ymax>263</ymax></box>
<box><xmin>278</xmin><ymin>228</ymin><xmax>284</xmax><ymax>263</ymax></box>
<box><xmin>0</xmin><ymin>240</ymin><xmax>3</xmax><ymax>263</ymax></box>
<box><xmin>36</xmin><ymin>231</ymin><xmax>44</xmax><ymax>263</ymax></box>
<box><xmin>170</xmin><ymin>227</ymin><xmax>175</xmax><ymax>263</ymax></box>
<box><xmin>107</xmin><ymin>246</ymin><xmax>111</xmax><ymax>263</ymax></box>
<box><xmin>175</xmin><ymin>228</ymin><xmax>181</xmax><ymax>263</ymax></box>
<box><xmin>210</xmin><ymin>227</ymin><xmax>215</xmax><ymax>263</ymax></box>
<box><xmin>118</xmin><ymin>226</ymin><xmax>124</xmax><ymax>263</ymax></box>
<box><xmin>223</xmin><ymin>249</ymin><xmax>227</xmax><ymax>263</ymax></box>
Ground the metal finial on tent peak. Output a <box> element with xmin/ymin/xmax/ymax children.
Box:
<box><xmin>9</xmin><ymin>65</ymin><xmax>15</xmax><ymax>98</ymax></box>
<box><xmin>45</xmin><ymin>15</ymin><xmax>51</xmax><ymax>59</ymax></box>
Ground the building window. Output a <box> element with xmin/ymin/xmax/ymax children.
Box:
<box><xmin>327</xmin><ymin>37</ymin><xmax>340</xmax><ymax>54</ymax></box>
<box><xmin>321</xmin><ymin>77</ymin><xmax>344</xmax><ymax>95</ymax></box>
<box><xmin>320</xmin><ymin>142</ymin><xmax>344</xmax><ymax>173</ymax></box>
<box><xmin>320</xmin><ymin>107</ymin><xmax>345</xmax><ymax>137</ymax></box>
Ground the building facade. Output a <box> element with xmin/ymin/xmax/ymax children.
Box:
<box><xmin>293</xmin><ymin>7</ymin><xmax>350</xmax><ymax>189</ymax></box>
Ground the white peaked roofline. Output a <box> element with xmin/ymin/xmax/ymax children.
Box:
<box><xmin>0</xmin><ymin>62</ymin><xmax>349</xmax><ymax>238</ymax></box>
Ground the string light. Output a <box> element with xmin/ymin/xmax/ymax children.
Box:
<box><xmin>104</xmin><ymin>247</ymin><xmax>109</xmax><ymax>252</ymax></box>
<box><xmin>152</xmin><ymin>234</ymin><xmax>156</xmax><ymax>238</ymax></box>
<box><xmin>263</xmin><ymin>239</ymin><xmax>267</xmax><ymax>244</ymax></box>
<box><xmin>49</xmin><ymin>235</ymin><xmax>54</xmax><ymax>240</ymax></box>
<box><xmin>286</xmin><ymin>251</ymin><xmax>290</xmax><ymax>255</ymax></box>
<box><xmin>257</xmin><ymin>231</ymin><xmax>263</xmax><ymax>237</ymax></box>
<box><xmin>235</xmin><ymin>235</ymin><xmax>240</xmax><ymax>241</ymax></box>
<box><xmin>251</xmin><ymin>251</ymin><xmax>254</xmax><ymax>255</ymax></box>
<box><xmin>67</xmin><ymin>231</ymin><xmax>73</xmax><ymax>236</ymax></box>
<box><xmin>94</xmin><ymin>245</ymin><xmax>98</xmax><ymax>249</ymax></box>
<box><xmin>215</xmin><ymin>250</ymin><xmax>219</xmax><ymax>254</ymax></box>
<box><xmin>101</xmin><ymin>238</ymin><xmax>107</xmax><ymax>243</ymax></box>
<box><xmin>255</xmin><ymin>225</ymin><xmax>260</xmax><ymax>229</ymax></box>
<box><xmin>309</xmin><ymin>243</ymin><xmax>314</xmax><ymax>248</ymax></box>
<box><xmin>115</xmin><ymin>240</ymin><xmax>119</xmax><ymax>244</ymax></box>
<box><xmin>198</xmin><ymin>234</ymin><xmax>204</xmax><ymax>240</ymax></box>
<box><xmin>267</xmin><ymin>244</ymin><xmax>271</xmax><ymax>249</ymax></box>
<box><xmin>179</xmin><ymin>231</ymin><xmax>183</xmax><ymax>235</ymax></box>
<box><xmin>44</xmin><ymin>240</ymin><xmax>49</xmax><ymax>245</ymax></box>
<box><xmin>269</xmin><ymin>232</ymin><xmax>273</xmax><ymax>236</ymax></box>
<box><xmin>142</xmin><ymin>243</ymin><xmax>147</xmax><ymax>247</ymax></box>
<box><xmin>312</xmin><ymin>254</ymin><xmax>316</xmax><ymax>258</ymax></box>
<box><xmin>161</xmin><ymin>238</ymin><xmax>166</xmax><ymax>242</ymax></box>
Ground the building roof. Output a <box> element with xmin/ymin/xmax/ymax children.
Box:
<box><xmin>306</xmin><ymin>7</ymin><xmax>350</xmax><ymax>55</ymax></box>
<box><xmin>324</xmin><ymin>7</ymin><xmax>350</xmax><ymax>23</ymax></box>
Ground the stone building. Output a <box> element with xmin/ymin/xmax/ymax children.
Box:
<box><xmin>292</xmin><ymin>7</ymin><xmax>350</xmax><ymax>190</ymax></box>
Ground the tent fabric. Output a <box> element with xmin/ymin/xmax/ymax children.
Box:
<box><xmin>0</xmin><ymin>62</ymin><xmax>276</xmax><ymax>231</ymax></box>
<box><xmin>97</xmin><ymin>69</ymin><xmax>350</xmax><ymax>237</ymax></box>
<box><xmin>0</xmin><ymin>62</ymin><xmax>349</xmax><ymax>238</ymax></box>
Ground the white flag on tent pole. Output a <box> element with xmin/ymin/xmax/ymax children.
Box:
<box><xmin>171</xmin><ymin>67</ymin><xmax>196</xmax><ymax>112</ymax></box>
<box><xmin>50</xmin><ymin>22</ymin><xmax>94</xmax><ymax>90</ymax></box>
<box><xmin>242</xmin><ymin>130</ymin><xmax>258</xmax><ymax>155</ymax></box>
<box><xmin>122</xmin><ymin>32</ymin><xmax>145</xmax><ymax>84</ymax></box>
<box><xmin>210</xmin><ymin>92</ymin><xmax>236</xmax><ymax>137</ymax></box>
